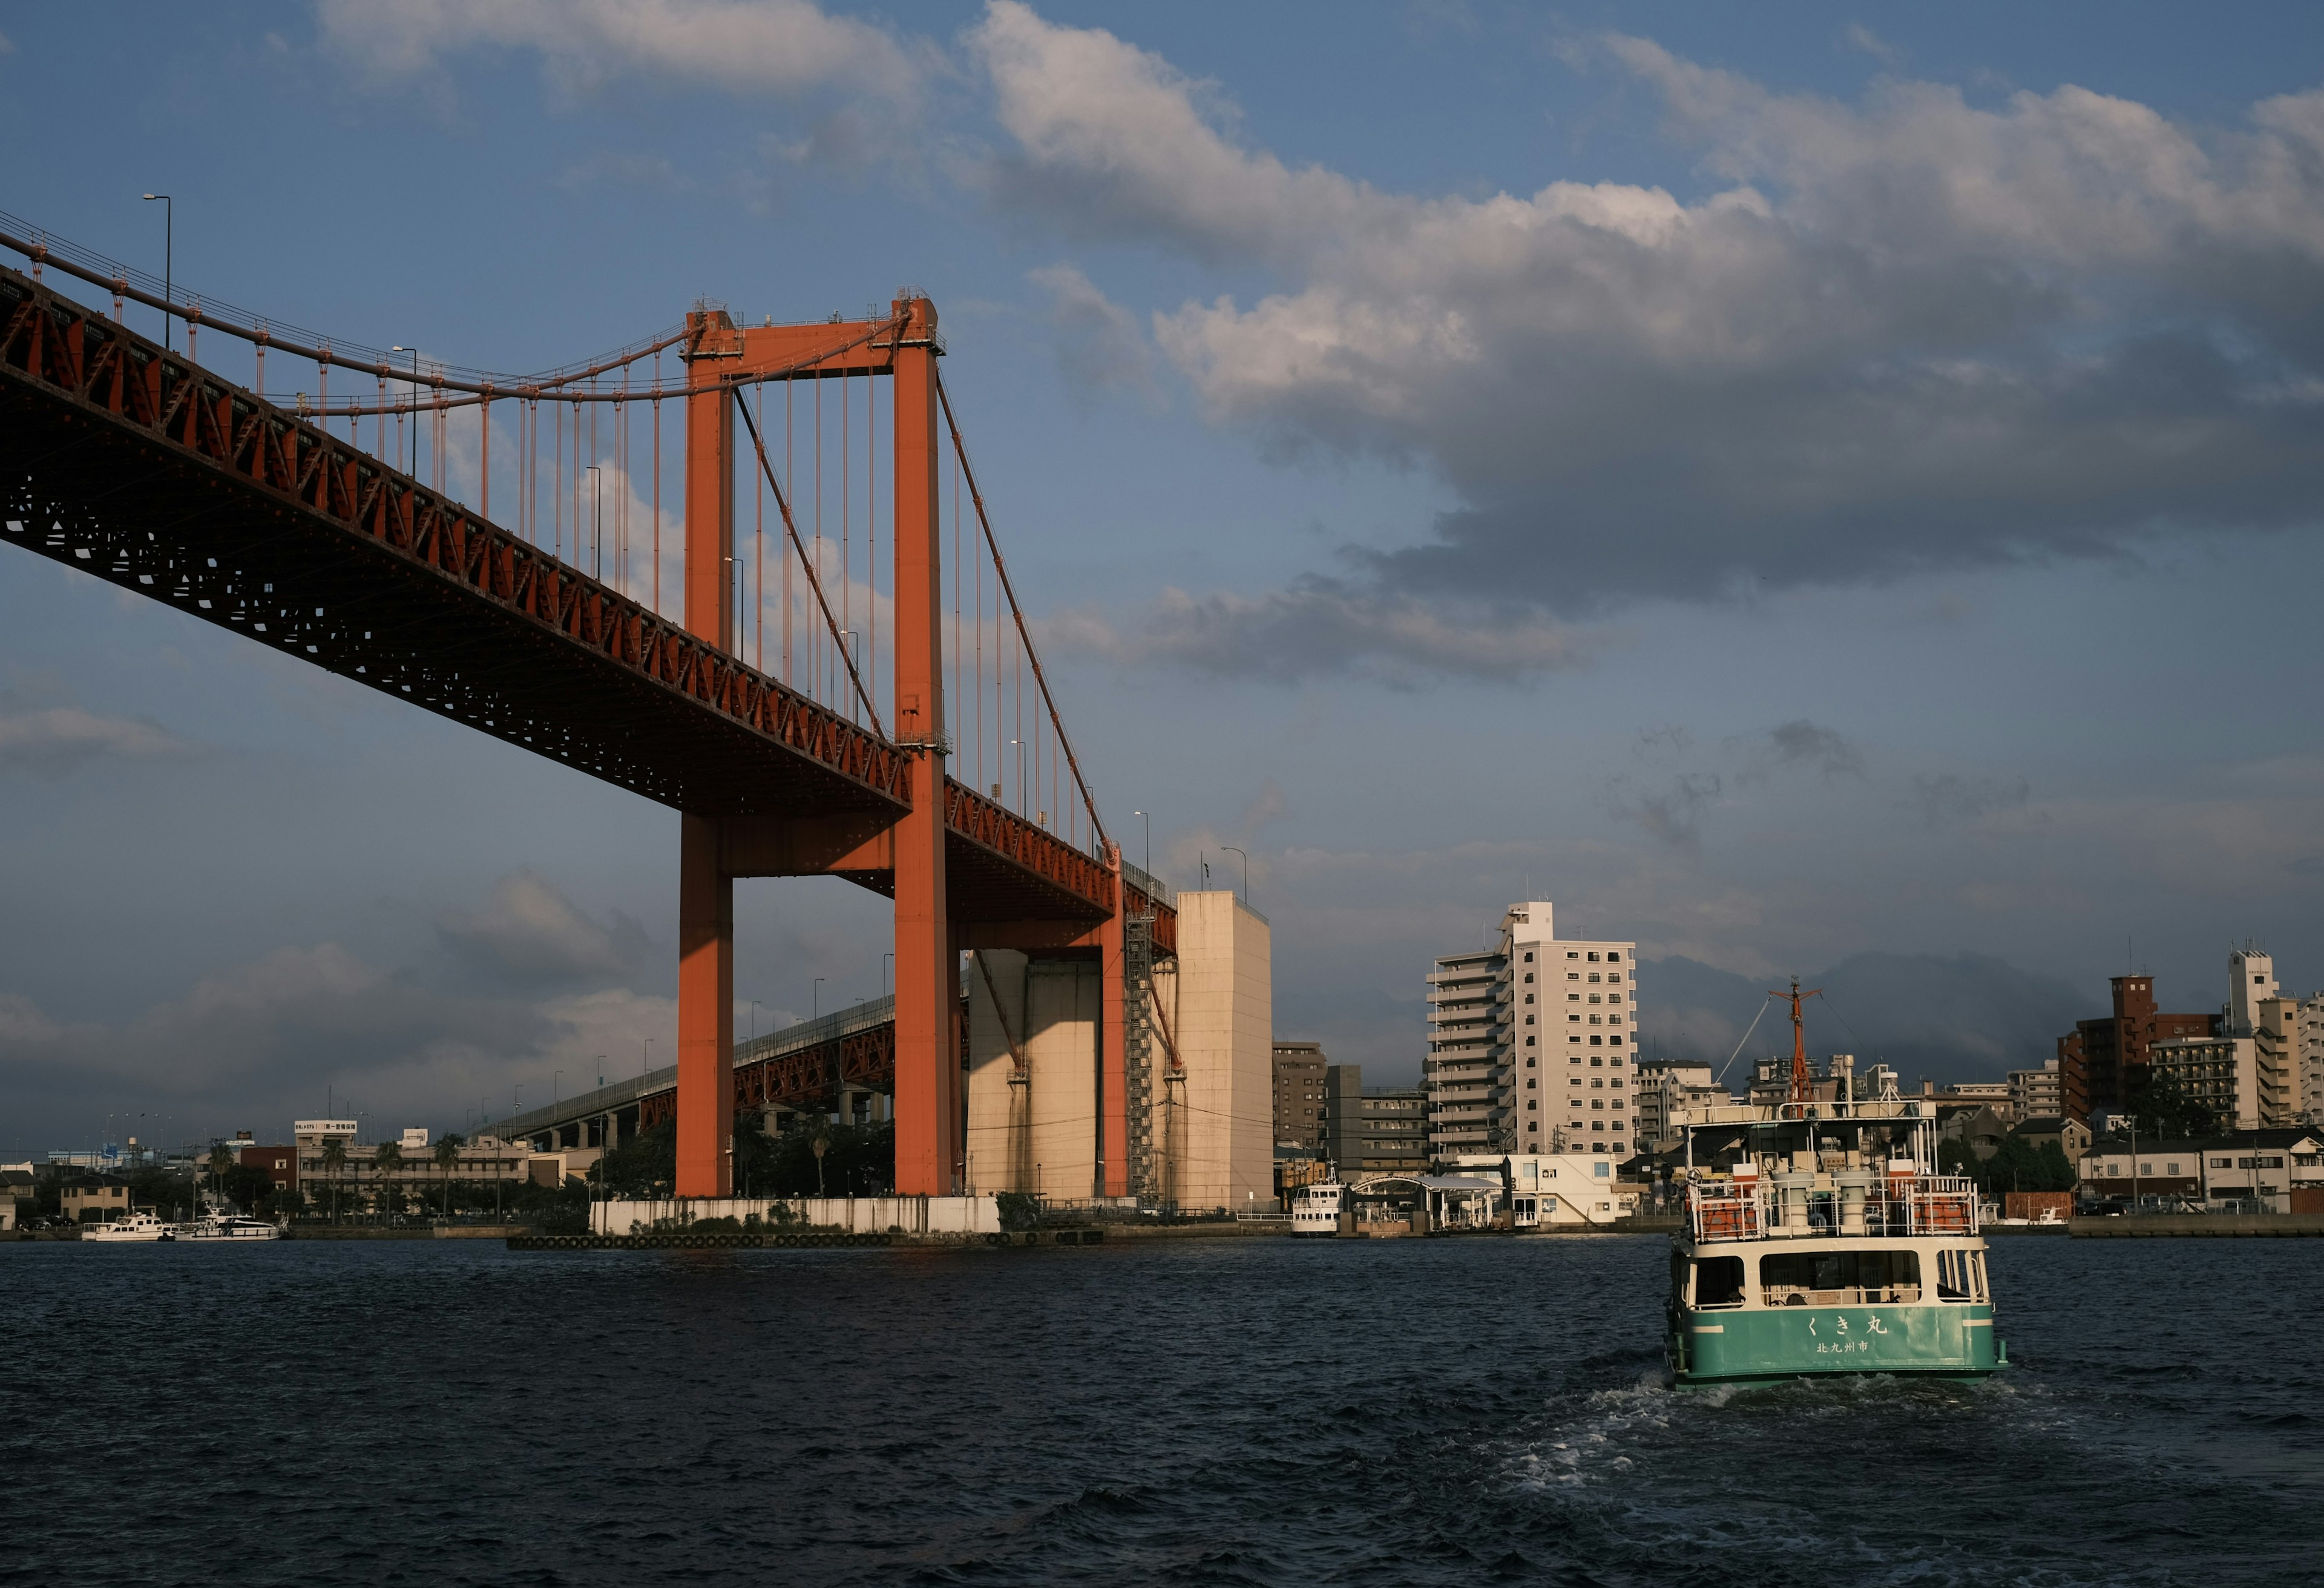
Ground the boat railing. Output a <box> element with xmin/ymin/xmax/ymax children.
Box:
<box><xmin>1686</xmin><ymin>1173</ymin><xmax>1981</xmax><ymax>1241</ymax></box>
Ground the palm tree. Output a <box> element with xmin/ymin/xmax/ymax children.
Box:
<box><xmin>434</xmin><ymin>1133</ymin><xmax>464</xmax><ymax>1222</ymax></box>
<box><xmin>320</xmin><ymin>1136</ymin><xmax>347</xmax><ymax>1223</ymax></box>
<box><xmin>206</xmin><ymin>1143</ymin><xmax>234</xmax><ymax>1215</ymax></box>
<box><xmin>372</xmin><ymin>1140</ymin><xmax>403</xmax><ymax>1225</ymax></box>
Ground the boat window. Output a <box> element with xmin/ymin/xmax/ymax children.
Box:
<box><xmin>1932</xmin><ymin>1247</ymin><xmax>1988</xmax><ymax>1303</ymax></box>
<box><xmin>1758</xmin><ymin>1248</ymin><xmax>1923</xmax><ymax>1307</ymax></box>
<box><xmin>1693</xmin><ymin>1256</ymin><xmax>1746</xmax><ymax>1308</ymax></box>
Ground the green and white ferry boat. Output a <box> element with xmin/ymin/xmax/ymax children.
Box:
<box><xmin>1666</xmin><ymin>987</ymin><xmax>2008</xmax><ymax>1386</ymax></box>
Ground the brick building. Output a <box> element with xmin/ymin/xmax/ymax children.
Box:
<box><xmin>2056</xmin><ymin>975</ymin><xmax>2217</xmax><ymax>1121</ymax></box>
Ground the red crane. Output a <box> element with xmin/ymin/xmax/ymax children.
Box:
<box><xmin>1768</xmin><ymin>976</ymin><xmax>1825</xmax><ymax>1104</ymax></box>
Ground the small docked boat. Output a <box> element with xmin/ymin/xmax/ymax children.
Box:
<box><xmin>177</xmin><ymin>1213</ymin><xmax>282</xmax><ymax>1241</ymax></box>
<box><xmin>84</xmin><ymin>1210</ymin><xmax>177</xmax><ymax>1242</ymax></box>
<box><xmin>1665</xmin><ymin>982</ymin><xmax>2007</xmax><ymax>1386</ymax></box>
<box><xmin>1290</xmin><ymin>1180</ymin><xmax>1344</xmax><ymax>1236</ymax></box>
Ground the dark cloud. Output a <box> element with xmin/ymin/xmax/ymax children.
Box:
<box><xmin>1609</xmin><ymin>719</ymin><xmax>1863</xmax><ymax>848</ymax></box>
<box><xmin>1758</xmin><ymin>720</ymin><xmax>1865</xmax><ymax>781</ymax></box>
<box><xmin>1029</xmin><ymin>262</ymin><xmax>1160</xmax><ymax>402</ymax></box>
<box><xmin>1043</xmin><ymin>578</ymin><xmax>1586</xmax><ymax>685</ymax></box>
<box><xmin>1604</xmin><ymin>770</ymin><xmax>1723</xmax><ymax>852</ymax></box>
<box><xmin>1638</xmin><ymin>950</ymin><xmax>2087</xmax><ymax>1081</ymax></box>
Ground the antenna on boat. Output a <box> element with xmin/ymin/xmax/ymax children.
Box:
<box><xmin>1768</xmin><ymin>976</ymin><xmax>1825</xmax><ymax>1104</ymax></box>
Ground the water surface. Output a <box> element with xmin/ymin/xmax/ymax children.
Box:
<box><xmin>5</xmin><ymin>1233</ymin><xmax>2319</xmax><ymax>1586</ymax></box>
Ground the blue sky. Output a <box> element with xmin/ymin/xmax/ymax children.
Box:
<box><xmin>2</xmin><ymin>1</ymin><xmax>2321</xmax><ymax>1152</ymax></box>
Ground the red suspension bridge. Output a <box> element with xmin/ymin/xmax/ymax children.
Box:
<box><xmin>0</xmin><ymin>215</ymin><xmax>1174</xmax><ymax>1199</ymax></box>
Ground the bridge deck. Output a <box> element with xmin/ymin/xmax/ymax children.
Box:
<box><xmin>0</xmin><ymin>265</ymin><xmax>1163</xmax><ymax>939</ymax></box>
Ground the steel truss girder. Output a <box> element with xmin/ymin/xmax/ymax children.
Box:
<box><xmin>0</xmin><ymin>264</ymin><xmax>1179</xmax><ymax>942</ymax></box>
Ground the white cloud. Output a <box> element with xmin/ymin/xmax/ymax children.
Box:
<box><xmin>0</xmin><ymin>697</ymin><xmax>186</xmax><ymax>777</ymax></box>
<box><xmin>315</xmin><ymin>0</ymin><xmax>925</xmax><ymax>102</ymax></box>
<box><xmin>438</xmin><ymin>870</ymin><xmax>652</xmax><ymax>983</ymax></box>
<box><xmin>968</xmin><ymin>10</ymin><xmax>2324</xmax><ymax>630</ymax></box>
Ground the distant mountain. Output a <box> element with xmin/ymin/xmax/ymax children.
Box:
<box><xmin>1634</xmin><ymin>951</ymin><xmax>2092</xmax><ymax>1086</ymax></box>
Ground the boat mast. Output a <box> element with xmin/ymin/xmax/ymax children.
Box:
<box><xmin>1769</xmin><ymin>976</ymin><xmax>1823</xmax><ymax>1105</ymax></box>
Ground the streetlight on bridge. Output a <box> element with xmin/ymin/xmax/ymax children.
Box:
<box><xmin>1221</xmin><ymin>846</ymin><xmax>1249</xmax><ymax>908</ymax></box>
<box><xmin>140</xmin><ymin>195</ymin><xmax>172</xmax><ymax>351</ymax></box>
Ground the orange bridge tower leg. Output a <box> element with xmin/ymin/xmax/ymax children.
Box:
<box><xmin>677</xmin><ymin>306</ymin><xmax>738</xmax><ymax>1199</ymax></box>
<box><xmin>890</xmin><ymin>297</ymin><xmax>958</xmax><ymax>1195</ymax></box>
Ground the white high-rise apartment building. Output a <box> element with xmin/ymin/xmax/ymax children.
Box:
<box><xmin>2300</xmin><ymin>995</ymin><xmax>2324</xmax><ymax>1124</ymax></box>
<box><xmin>2230</xmin><ymin>946</ymin><xmax>2305</xmax><ymax>1128</ymax></box>
<box><xmin>1425</xmin><ymin>901</ymin><xmax>1642</xmax><ymax>1161</ymax></box>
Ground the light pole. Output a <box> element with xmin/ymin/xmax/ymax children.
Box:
<box><xmin>1221</xmin><ymin>845</ymin><xmax>1249</xmax><ymax>906</ymax></box>
<box><xmin>391</xmin><ymin>346</ymin><xmax>420</xmax><ymax>476</ymax></box>
<box><xmin>140</xmin><ymin>195</ymin><xmax>172</xmax><ymax>350</ymax></box>
<box><xmin>750</xmin><ymin>1001</ymin><xmax>763</xmax><ymax>1043</ymax></box>
<box><xmin>1009</xmin><ymin>738</ymin><xmax>1027</xmax><ymax>818</ymax></box>
<box><xmin>553</xmin><ymin>1069</ymin><xmax>562</xmax><ymax>1107</ymax></box>
<box><xmin>882</xmin><ymin>953</ymin><xmax>894</xmax><ymax>1001</ymax></box>
<box><xmin>813</xmin><ymin>977</ymin><xmax>824</xmax><ymax>1020</ymax></box>
<box><xmin>1132</xmin><ymin>810</ymin><xmax>1150</xmax><ymax>876</ymax></box>
<box><xmin>595</xmin><ymin>1054</ymin><xmax>606</xmax><ymax>1091</ymax></box>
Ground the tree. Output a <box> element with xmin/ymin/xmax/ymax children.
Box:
<box><xmin>222</xmin><ymin>1163</ymin><xmax>276</xmax><ymax>1216</ymax></box>
<box><xmin>434</xmin><ymin>1133</ymin><xmax>464</xmax><ymax>1221</ymax></box>
<box><xmin>320</xmin><ymin>1137</ymin><xmax>347</xmax><ymax>1223</ymax></box>
<box><xmin>598</xmin><ymin>1120</ymin><xmax>677</xmax><ymax>1200</ymax></box>
<box><xmin>372</xmin><ymin>1141</ymin><xmax>404</xmax><ymax>1224</ymax></box>
<box><xmin>206</xmin><ymin>1143</ymin><xmax>234</xmax><ymax>1213</ymax></box>
<box><xmin>2122</xmin><ymin>1069</ymin><xmax>2215</xmax><ymax>1141</ymax></box>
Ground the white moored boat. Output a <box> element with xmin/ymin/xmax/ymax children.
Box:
<box><xmin>1290</xmin><ymin>1180</ymin><xmax>1344</xmax><ymax>1236</ymax></box>
<box><xmin>84</xmin><ymin>1210</ymin><xmax>177</xmax><ymax>1242</ymax></box>
<box><xmin>177</xmin><ymin>1213</ymin><xmax>283</xmax><ymax>1241</ymax></box>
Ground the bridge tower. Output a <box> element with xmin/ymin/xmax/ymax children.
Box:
<box><xmin>674</xmin><ymin>295</ymin><xmax>960</xmax><ymax>1198</ymax></box>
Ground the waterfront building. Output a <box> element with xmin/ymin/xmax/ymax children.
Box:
<box><xmin>1321</xmin><ymin>1064</ymin><xmax>1430</xmax><ymax>1176</ymax></box>
<box><xmin>1445</xmin><ymin>1152</ymin><xmax>1641</xmax><ymax>1225</ymax></box>
<box><xmin>1747</xmin><ymin>1053</ymin><xmax>1857</xmax><ymax>1111</ymax></box>
<box><xmin>291</xmin><ymin>1120</ymin><xmax>531</xmax><ymax>1210</ymax></box>
<box><xmin>1425</xmin><ymin>901</ymin><xmax>1641</xmax><ymax>1161</ymax></box>
<box><xmin>1935</xmin><ymin>1081</ymin><xmax>2013</xmax><ymax>1115</ymax></box>
<box><xmin>2009</xmin><ymin>1060</ymin><xmax>2063</xmax><ymax>1121</ymax></box>
<box><xmin>2078</xmin><ymin>1129</ymin><xmax>2324</xmax><ymax>1210</ymax></box>
<box><xmin>2</xmin><ymin>1163</ymin><xmax>33</xmax><ymax>1227</ymax></box>
<box><xmin>2225</xmin><ymin>947</ymin><xmax>2308</xmax><ymax>1127</ymax></box>
<box><xmin>59</xmin><ymin>1174</ymin><xmax>130</xmax><ymax>1224</ymax></box>
<box><xmin>2055</xmin><ymin>975</ymin><xmax>2219</xmax><ymax>1121</ymax></box>
<box><xmin>2147</xmin><ymin>1035</ymin><xmax>2260</xmax><ymax>1132</ymax></box>
<box><xmin>1272</xmin><ymin>1040</ymin><xmax>1327</xmax><ymax>1153</ymax></box>
<box><xmin>1936</xmin><ymin>1105</ymin><xmax>2013</xmax><ymax>1163</ymax></box>
<box><xmin>963</xmin><ymin>890</ymin><xmax>1273</xmax><ymax>1212</ymax></box>
<box><xmin>240</xmin><ymin>1144</ymin><xmax>297</xmax><ymax>1188</ymax></box>
<box><xmin>2302</xmin><ymin>997</ymin><xmax>2324</xmax><ymax>1124</ymax></box>
<box><xmin>1636</xmin><ymin>1062</ymin><xmax>1728</xmax><ymax>1152</ymax></box>
<box><xmin>2009</xmin><ymin>1115</ymin><xmax>2092</xmax><ymax>1162</ymax></box>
